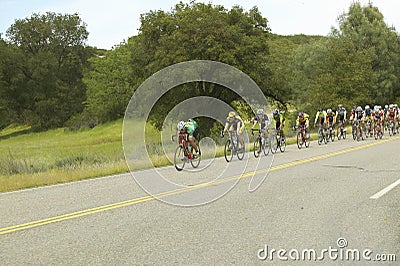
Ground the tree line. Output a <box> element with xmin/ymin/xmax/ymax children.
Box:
<box><xmin>0</xmin><ymin>2</ymin><xmax>399</xmax><ymax>132</ymax></box>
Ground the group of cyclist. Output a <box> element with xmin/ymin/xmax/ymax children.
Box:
<box><xmin>175</xmin><ymin>103</ymin><xmax>399</xmax><ymax>154</ymax></box>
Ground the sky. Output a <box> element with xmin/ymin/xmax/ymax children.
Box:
<box><xmin>1</xmin><ymin>0</ymin><xmax>399</xmax><ymax>50</ymax></box>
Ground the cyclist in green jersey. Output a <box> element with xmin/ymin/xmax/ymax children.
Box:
<box><xmin>177</xmin><ymin>119</ymin><xmax>200</xmax><ymax>157</ymax></box>
<box><xmin>314</xmin><ymin>107</ymin><xmax>327</xmax><ymax>128</ymax></box>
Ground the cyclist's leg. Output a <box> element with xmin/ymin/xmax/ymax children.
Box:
<box><xmin>238</xmin><ymin>123</ymin><xmax>245</xmax><ymax>147</ymax></box>
<box><xmin>188</xmin><ymin>135</ymin><xmax>198</xmax><ymax>153</ymax></box>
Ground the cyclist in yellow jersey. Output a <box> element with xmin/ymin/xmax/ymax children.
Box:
<box><xmin>314</xmin><ymin>107</ymin><xmax>327</xmax><ymax>128</ymax></box>
<box><xmin>223</xmin><ymin>111</ymin><xmax>245</xmax><ymax>150</ymax></box>
<box><xmin>295</xmin><ymin>112</ymin><xmax>310</xmax><ymax>132</ymax></box>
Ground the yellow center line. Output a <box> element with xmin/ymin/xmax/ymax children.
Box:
<box><xmin>1</xmin><ymin>136</ymin><xmax>399</xmax><ymax>235</ymax></box>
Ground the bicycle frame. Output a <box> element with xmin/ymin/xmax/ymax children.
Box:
<box><xmin>177</xmin><ymin>132</ymin><xmax>192</xmax><ymax>160</ymax></box>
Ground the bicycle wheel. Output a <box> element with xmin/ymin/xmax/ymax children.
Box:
<box><xmin>304</xmin><ymin>134</ymin><xmax>310</xmax><ymax>148</ymax></box>
<box><xmin>190</xmin><ymin>147</ymin><xmax>201</xmax><ymax>168</ymax></box>
<box><xmin>224</xmin><ymin>139</ymin><xmax>233</xmax><ymax>162</ymax></box>
<box><xmin>253</xmin><ymin>137</ymin><xmax>261</xmax><ymax>158</ymax></box>
<box><xmin>279</xmin><ymin>136</ymin><xmax>286</xmax><ymax>152</ymax></box>
<box><xmin>174</xmin><ymin>145</ymin><xmax>186</xmax><ymax>171</ymax></box>
<box><xmin>356</xmin><ymin>127</ymin><xmax>361</xmax><ymax>141</ymax></box>
<box><xmin>263</xmin><ymin>137</ymin><xmax>271</xmax><ymax>156</ymax></box>
<box><xmin>270</xmin><ymin>136</ymin><xmax>278</xmax><ymax>154</ymax></box>
<box><xmin>297</xmin><ymin>132</ymin><xmax>303</xmax><ymax>149</ymax></box>
<box><xmin>318</xmin><ymin>128</ymin><xmax>323</xmax><ymax>145</ymax></box>
<box><xmin>237</xmin><ymin>143</ymin><xmax>245</xmax><ymax>160</ymax></box>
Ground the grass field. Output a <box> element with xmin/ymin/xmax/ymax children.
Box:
<box><xmin>0</xmin><ymin>119</ymin><xmax>340</xmax><ymax>192</ymax></box>
<box><xmin>0</xmin><ymin>120</ymin><xmax>128</xmax><ymax>192</ymax></box>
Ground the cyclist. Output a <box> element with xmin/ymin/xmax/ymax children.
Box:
<box><xmin>223</xmin><ymin>111</ymin><xmax>245</xmax><ymax>150</ymax></box>
<box><xmin>314</xmin><ymin>107</ymin><xmax>327</xmax><ymax>128</ymax></box>
<box><xmin>252</xmin><ymin>109</ymin><xmax>270</xmax><ymax>140</ymax></box>
<box><xmin>335</xmin><ymin>104</ymin><xmax>347</xmax><ymax>135</ymax></box>
<box><xmin>372</xmin><ymin>106</ymin><xmax>384</xmax><ymax>132</ymax></box>
<box><xmin>326</xmin><ymin>108</ymin><xmax>336</xmax><ymax>134</ymax></box>
<box><xmin>272</xmin><ymin>109</ymin><xmax>285</xmax><ymax>138</ymax></box>
<box><xmin>177</xmin><ymin>119</ymin><xmax>200</xmax><ymax>157</ymax></box>
<box><xmin>349</xmin><ymin>106</ymin><xmax>357</xmax><ymax>121</ymax></box>
<box><xmin>364</xmin><ymin>105</ymin><xmax>373</xmax><ymax>136</ymax></box>
<box><xmin>353</xmin><ymin>106</ymin><xmax>365</xmax><ymax>137</ymax></box>
<box><xmin>383</xmin><ymin>104</ymin><xmax>390</xmax><ymax>129</ymax></box>
<box><xmin>294</xmin><ymin>112</ymin><xmax>310</xmax><ymax>135</ymax></box>
<box><xmin>386</xmin><ymin>104</ymin><xmax>397</xmax><ymax>134</ymax></box>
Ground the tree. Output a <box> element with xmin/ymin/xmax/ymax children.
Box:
<box><xmin>332</xmin><ymin>2</ymin><xmax>400</xmax><ymax>104</ymax></box>
<box><xmin>83</xmin><ymin>42</ymin><xmax>133</xmax><ymax>123</ymax></box>
<box><xmin>129</xmin><ymin>2</ymin><xmax>274</xmax><ymax>130</ymax></box>
<box><xmin>1</xmin><ymin>12</ymin><xmax>91</xmax><ymax>130</ymax></box>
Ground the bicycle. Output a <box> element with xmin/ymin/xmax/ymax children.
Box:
<box><xmin>353</xmin><ymin>120</ymin><xmax>364</xmax><ymax>141</ymax></box>
<box><xmin>337</xmin><ymin>121</ymin><xmax>346</xmax><ymax>140</ymax></box>
<box><xmin>270</xmin><ymin>128</ymin><xmax>286</xmax><ymax>153</ymax></box>
<box><xmin>316</xmin><ymin>123</ymin><xmax>327</xmax><ymax>145</ymax></box>
<box><xmin>295</xmin><ymin>125</ymin><xmax>310</xmax><ymax>149</ymax></box>
<box><xmin>172</xmin><ymin>132</ymin><xmax>201</xmax><ymax>171</ymax></box>
<box><xmin>222</xmin><ymin>130</ymin><xmax>245</xmax><ymax>162</ymax></box>
<box><xmin>365</xmin><ymin>119</ymin><xmax>373</xmax><ymax>138</ymax></box>
<box><xmin>326</xmin><ymin>123</ymin><xmax>335</xmax><ymax>142</ymax></box>
<box><xmin>373</xmin><ymin>120</ymin><xmax>383</xmax><ymax>140</ymax></box>
<box><xmin>251</xmin><ymin>128</ymin><xmax>270</xmax><ymax>157</ymax></box>
<box><xmin>388</xmin><ymin>119</ymin><xmax>395</xmax><ymax>136</ymax></box>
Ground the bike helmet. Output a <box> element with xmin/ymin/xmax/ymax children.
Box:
<box><xmin>356</xmin><ymin>106</ymin><xmax>363</xmax><ymax>112</ymax></box>
<box><xmin>365</xmin><ymin>105</ymin><xmax>370</xmax><ymax>110</ymax></box>
<box><xmin>298</xmin><ymin>112</ymin><xmax>304</xmax><ymax>117</ymax></box>
<box><xmin>338</xmin><ymin>104</ymin><xmax>343</xmax><ymax>108</ymax></box>
<box><xmin>177</xmin><ymin>121</ymin><xmax>185</xmax><ymax>131</ymax></box>
<box><xmin>389</xmin><ymin>104</ymin><xmax>394</xmax><ymax>109</ymax></box>
<box><xmin>256</xmin><ymin>109</ymin><xmax>264</xmax><ymax>115</ymax></box>
<box><xmin>272</xmin><ymin>109</ymin><xmax>279</xmax><ymax>115</ymax></box>
<box><xmin>395</xmin><ymin>104</ymin><xmax>398</xmax><ymax>108</ymax></box>
<box><xmin>228</xmin><ymin>111</ymin><xmax>236</xmax><ymax>118</ymax></box>
<box><xmin>353</xmin><ymin>106</ymin><xmax>357</xmax><ymax>110</ymax></box>
<box><xmin>318</xmin><ymin>107</ymin><xmax>323</xmax><ymax>112</ymax></box>
<box><xmin>385</xmin><ymin>104</ymin><xmax>389</xmax><ymax>109</ymax></box>
<box><xmin>327</xmin><ymin>109</ymin><xmax>332</xmax><ymax>114</ymax></box>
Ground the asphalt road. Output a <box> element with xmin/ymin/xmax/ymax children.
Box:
<box><xmin>1</xmin><ymin>135</ymin><xmax>399</xmax><ymax>265</ymax></box>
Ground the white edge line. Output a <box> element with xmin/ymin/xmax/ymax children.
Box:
<box><xmin>370</xmin><ymin>178</ymin><xmax>400</xmax><ymax>199</ymax></box>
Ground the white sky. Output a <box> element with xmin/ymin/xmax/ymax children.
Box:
<box><xmin>1</xmin><ymin>0</ymin><xmax>399</xmax><ymax>49</ymax></box>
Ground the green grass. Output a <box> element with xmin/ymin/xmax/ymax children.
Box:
<box><xmin>0</xmin><ymin>120</ymin><xmax>128</xmax><ymax>192</ymax></box>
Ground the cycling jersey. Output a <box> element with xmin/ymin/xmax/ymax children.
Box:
<box><xmin>254</xmin><ymin>114</ymin><xmax>270</xmax><ymax>129</ymax></box>
<box><xmin>336</xmin><ymin>108</ymin><xmax>346</xmax><ymax>121</ymax></box>
<box><xmin>184</xmin><ymin>119</ymin><xmax>199</xmax><ymax>137</ymax></box>
<box><xmin>296</xmin><ymin>113</ymin><xmax>309</xmax><ymax>126</ymax></box>
<box><xmin>355</xmin><ymin>112</ymin><xmax>364</xmax><ymax>121</ymax></box>
<box><xmin>273</xmin><ymin>113</ymin><xmax>285</xmax><ymax>130</ymax></box>
<box><xmin>326</xmin><ymin>113</ymin><xmax>335</xmax><ymax>124</ymax></box>
<box><xmin>226</xmin><ymin>115</ymin><xmax>244</xmax><ymax>133</ymax></box>
<box><xmin>388</xmin><ymin>111</ymin><xmax>395</xmax><ymax>119</ymax></box>
<box><xmin>315</xmin><ymin>111</ymin><xmax>327</xmax><ymax>125</ymax></box>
